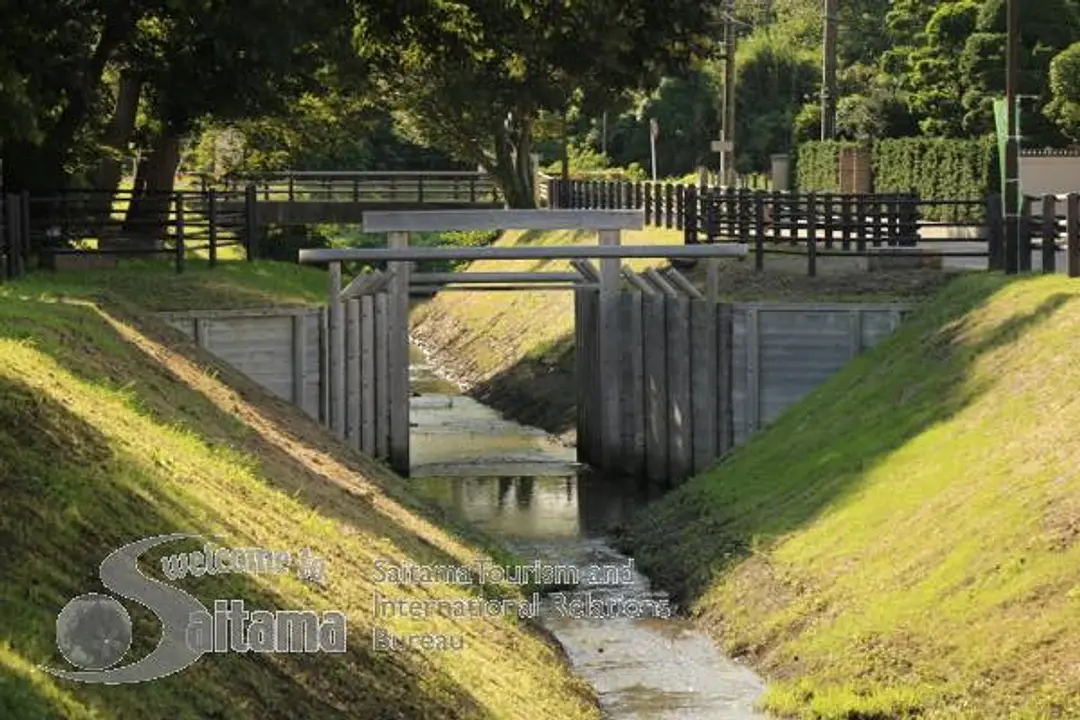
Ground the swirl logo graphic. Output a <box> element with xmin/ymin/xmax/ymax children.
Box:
<box><xmin>43</xmin><ymin>534</ymin><xmax>346</xmax><ymax>684</ymax></box>
<box><xmin>45</xmin><ymin>534</ymin><xmax>209</xmax><ymax>684</ymax></box>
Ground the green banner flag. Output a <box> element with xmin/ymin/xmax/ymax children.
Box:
<box><xmin>994</xmin><ymin>98</ymin><xmax>1022</xmax><ymax>208</ymax></box>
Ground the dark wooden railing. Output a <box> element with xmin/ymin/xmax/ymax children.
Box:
<box><xmin>206</xmin><ymin>170</ymin><xmax>502</xmax><ymax>205</ymax></box>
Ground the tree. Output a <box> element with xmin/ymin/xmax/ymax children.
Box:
<box><xmin>357</xmin><ymin>0</ymin><xmax>718</xmax><ymax>207</ymax></box>
<box><xmin>1045</xmin><ymin>42</ymin><xmax>1080</xmax><ymax>143</ymax></box>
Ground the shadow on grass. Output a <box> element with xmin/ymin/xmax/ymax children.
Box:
<box><xmin>470</xmin><ymin>332</ymin><xmax>578</xmax><ymax>437</ymax></box>
<box><xmin>0</xmin><ymin>297</ymin><xmax>546</xmax><ymax>719</ymax></box>
<box><xmin>619</xmin><ymin>274</ymin><xmax>1078</xmax><ymax>605</ymax></box>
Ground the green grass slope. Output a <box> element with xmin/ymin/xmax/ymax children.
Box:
<box><xmin>0</xmin><ymin>262</ymin><xmax>599</xmax><ymax>720</ymax></box>
<box><xmin>624</xmin><ymin>273</ymin><xmax>1080</xmax><ymax>719</ymax></box>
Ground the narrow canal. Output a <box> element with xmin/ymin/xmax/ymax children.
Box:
<box><xmin>407</xmin><ymin>345</ymin><xmax>766</xmax><ymax>719</ymax></box>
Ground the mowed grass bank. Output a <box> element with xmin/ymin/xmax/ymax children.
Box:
<box><xmin>623</xmin><ymin>273</ymin><xmax>1080</xmax><ymax>719</ymax></box>
<box><xmin>0</xmin><ymin>262</ymin><xmax>600</xmax><ymax>720</ymax></box>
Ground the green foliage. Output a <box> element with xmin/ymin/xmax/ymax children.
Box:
<box><xmin>797</xmin><ymin>136</ymin><xmax>997</xmax><ymax>221</ymax></box>
<box><xmin>795</xmin><ymin>141</ymin><xmax>856</xmax><ymax>193</ymax></box>
<box><xmin>871</xmin><ymin>136</ymin><xmax>997</xmax><ymax>220</ymax></box>
<box><xmin>1045</xmin><ymin>42</ymin><xmax>1080</xmax><ymax>143</ymax></box>
<box><xmin>259</xmin><ymin>225</ymin><xmax>332</xmax><ymax>264</ymax></box>
<box><xmin>321</xmin><ymin>225</ymin><xmax>499</xmax><ymax>276</ymax></box>
<box><xmin>733</xmin><ymin>31</ymin><xmax>818</xmax><ymax>173</ymax></box>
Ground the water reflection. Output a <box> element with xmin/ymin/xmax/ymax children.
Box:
<box><xmin>408</xmin><ymin>346</ymin><xmax>766</xmax><ymax>719</ymax></box>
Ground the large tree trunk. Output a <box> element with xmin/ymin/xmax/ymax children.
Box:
<box><xmin>489</xmin><ymin>116</ymin><xmax>536</xmax><ymax>208</ymax></box>
<box><xmin>94</xmin><ymin>70</ymin><xmax>141</xmax><ymax>193</ymax></box>
<box><xmin>94</xmin><ymin>70</ymin><xmax>142</xmax><ymax>250</ymax></box>
<box><xmin>122</xmin><ymin>129</ymin><xmax>182</xmax><ymax>251</ymax></box>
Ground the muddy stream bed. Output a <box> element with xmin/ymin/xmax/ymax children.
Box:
<box><xmin>407</xmin><ymin>345</ymin><xmax>766</xmax><ymax>719</ymax></box>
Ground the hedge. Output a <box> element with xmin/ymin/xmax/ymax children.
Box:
<box><xmin>796</xmin><ymin>136</ymin><xmax>999</xmax><ymax>222</ymax></box>
<box><xmin>795</xmin><ymin>140</ymin><xmax>860</xmax><ymax>192</ymax></box>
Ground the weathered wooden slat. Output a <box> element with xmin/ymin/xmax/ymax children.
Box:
<box><xmin>690</xmin><ymin>300</ymin><xmax>717</xmax><ymax>474</ymax></box>
<box><xmin>643</xmin><ymin>293</ymin><xmax>668</xmax><ymax>483</ymax></box>
<box><xmin>374</xmin><ymin>292</ymin><xmax>390</xmax><ymax>459</ymax></box>
<box><xmin>666</xmin><ymin>296</ymin><xmax>692</xmax><ymax>480</ymax></box>
<box><xmin>360</xmin><ymin>295</ymin><xmax>376</xmax><ymax>454</ymax></box>
<box><xmin>387</xmin><ymin>231</ymin><xmax>411</xmax><ymax>474</ymax></box>
<box><xmin>346</xmin><ymin>299</ymin><xmax>361</xmax><ymax>447</ymax></box>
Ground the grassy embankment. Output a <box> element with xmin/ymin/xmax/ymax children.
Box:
<box><xmin>410</xmin><ymin>227</ymin><xmax>953</xmax><ymax>439</ymax></box>
<box><xmin>0</xmin><ymin>259</ymin><xmax>600</xmax><ymax>720</ymax></box>
<box><xmin>623</xmin><ymin>273</ymin><xmax>1080</xmax><ymax>719</ymax></box>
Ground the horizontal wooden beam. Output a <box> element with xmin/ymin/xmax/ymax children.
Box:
<box><xmin>300</xmin><ymin>243</ymin><xmax>748</xmax><ymax>264</ymax></box>
<box><xmin>360</xmin><ymin>209</ymin><xmax>645</xmax><ymax>233</ymax></box>
<box><xmin>411</xmin><ymin>271</ymin><xmax>584</xmax><ymax>284</ymax></box>
<box><xmin>410</xmin><ymin>283</ymin><xmax>599</xmax><ymax>294</ymax></box>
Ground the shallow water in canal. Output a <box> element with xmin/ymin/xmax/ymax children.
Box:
<box><xmin>407</xmin><ymin>346</ymin><xmax>766</xmax><ymax>719</ymax></box>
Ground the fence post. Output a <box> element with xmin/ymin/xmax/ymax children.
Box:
<box><xmin>855</xmin><ymin>195</ymin><xmax>868</xmax><ymax>253</ymax></box>
<box><xmin>987</xmin><ymin>194</ymin><xmax>1004</xmax><ymax>271</ymax></box>
<box><xmin>684</xmin><ymin>185</ymin><xmax>698</xmax><ymax>244</ymax></box>
<box><xmin>806</xmin><ymin>191</ymin><xmax>817</xmax><ymax>277</ymax></box>
<box><xmin>644</xmin><ymin>183</ymin><xmax>653</xmax><ymax>225</ymax></box>
<box><xmin>754</xmin><ymin>190</ymin><xmax>766</xmax><ymax>272</ymax></box>
<box><xmin>174</xmin><ymin>194</ymin><xmax>185</xmax><ymax>274</ymax></box>
<box><xmin>675</xmin><ymin>184</ymin><xmax>685</xmax><ymax>231</ymax></box>
<box><xmin>19</xmin><ymin>190</ymin><xmax>29</xmax><ymax>268</ymax></box>
<box><xmin>665</xmin><ymin>183</ymin><xmax>675</xmax><ymax>228</ymax></box>
<box><xmin>902</xmin><ymin>190</ymin><xmax>919</xmax><ymax>247</ymax></box>
<box><xmin>244</xmin><ymin>183</ymin><xmax>257</xmax><ymax>261</ymax></box>
<box><xmin>871</xmin><ymin>196</ymin><xmax>883</xmax><ymax>248</ymax></box>
<box><xmin>840</xmin><ymin>195</ymin><xmax>852</xmax><ymax>251</ymax></box>
<box><xmin>5</xmin><ymin>194</ymin><xmax>21</xmax><ymax>277</ymax></box>
<box><xmin>1018</xmin><ymin>195</ymin><xmax>1032</xmax><ymax>272</ymax></box>
<box><xmin>1042</xmin><ymin>194</ymin><xmax>1057</xmax><ymax>274</ymax></box>
<box><xmin>207</xmin><ymin>190</ymin><xmax>218</xmax><ymax>268</ymax></box>
<box><xmin>887</xmin><ymin>194</ymin><xmax>900</xmax><ymax>246</ymax></box>
<box><xmin>546</xmin><ymin>178</ymin><xmax>555</xmax><ymax>208</ymax></box>
<box><xmin>288</xmin><ymin>176</ymin><xmax>295</xmax><ymax>202</ymax></box>
<box><xmin>822</xmin><ymin>192</ymin><xmax>834</xmax><ymax>249</ymax></box>
<box><xmin>1067</xmin><ymin>193</ymin><xmax>1080</xmax><ymax>278</ymax></box>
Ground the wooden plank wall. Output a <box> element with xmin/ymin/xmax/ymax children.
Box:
<box><xmin>577</xmin><ymin>297</ymin><xmax>908</xmax><ymax>484</ymax></box>
<box><xmin>160</xmin><ymin>308</ymin><xmax>324</xmax><ymax>420</ymax></box>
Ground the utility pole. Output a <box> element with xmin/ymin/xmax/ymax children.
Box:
<box><xmin>720</xmin><ymin>0</ymin><xmax>737</xmax><ymax>185</ymax></box>
<box><xmin>1004</xmin><ymin>0</ymin><xmax>1020</xmax><ymax>274</ymax></box>
<box><xmin>821</xmin><ymin>0</ymin><xmax>838</xmax><ymax>139</ymax></box>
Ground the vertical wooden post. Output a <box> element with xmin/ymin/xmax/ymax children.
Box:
<box><xmin>360</xmin><ymin>294</ymin><xmax>376</xmax><ymax>454</ymax></box>
<box><xmin>346</xmin><ymin>299</ymin><xmax>361</xmax><ymax>449</ymax></box>
<box><xmin>684</xmin><ymin>185</ymin><xmax>698</xmax><ymax>244</ymax></box>
<box><xmin>665</xmin><ymin>184</ymin><xmax>675</xmax><ymax>228</ymax></box>
<box><xmin>244</xmin><ymin>183</ymin><xmax>257</xmax><ymax>261</ymax></box>
<box><xmin>871</xmin><ymin>197</ymin><xmax>884</xmax><ymax>248</ymax></box>
<box><xmin>207</xmin><ymin>190</ymin><xmax>218</xmax><ymax>268</ymax></box>
<box><xmin>675</xmin><ymin>185</ymin><xmax>685</xmax><ymax>231</ymax></box>
<box><xmin>644</xmin><ymin>183</ymin><xmax>653</xmax><ymax>225</ymax></box>
<box><xmin>174</xmin><ymin>194</ymin><xmax>185</xmax><ymax>274</ymax></box>
<box><xmin>575</xmin><ymin>281</ymin><xmax>589</xmax><ymax>463</ymax></box>
<box><xmin>717</xmin><ymin>303</ymin><xmax>734</xmax><ymax>455</ymax></box>
<box><xmin>806</xmin><ymin>192</ymin><xmax>817</xmax><ymax>277</ymax></box>
<box><xmin>598</xmin><ymin>228</ymin><xmax>622</xmax><ymax>472</ymax></box>
<box><xmin>374</xmin><ymin>292</ymin><xmax>390</xmax><ymax>458</ymax></box>
<box><xmin>1042</xmin><ymin>194</ymin><xmax>1057</xmax><ymax>274</ymax></box>
<box><xmin>690</xmin><ymin>299</ymin><xmax>717</xmax><ymax>474</ymax></box>
<box><xmin>19</xmin><ymin>190</ymin><xmax>29</xmax><ymax>269</ymax></box>
<box><xmin>856</xmin><ymin>195</ymin><xmax>868</xmax><ymax>253</ymax></box>
<box><xmin>1067</xmin><ymin>193</ymin><xmax>1080</xmax><ymax>278</ymax></box>
<box><xmin>822</xmin><ymin>192</ymin><xmax>834</xmax><ymax>249</ymax></box>
<box><xmin>666</xmin><ymin>294</ymin><xmax>691</xmax><ymax>481</ymax></box>
<box><xmin>620</xmin><ymin>291</ymin><xmax>646</xmax><ymax>477</ymax></box>
<box><xmin>754</xmin><ymin>191</ymin><xmax>766</xmax><ymax>272</ymax></box>
<box><xmin>1018</xmin><ymin>195</ymin><xmax>1032</xmax><ymax>272</ymax></box>
<box><xmin>387</xmin><ymin>231</ymin><xmax>411</xmax><ymax>474</ymax></box>
<box><xmin>328</xmin><ymin>261</ymin><xmax>345</xmax><ymax>439</ymax></box>
<box><xmin>643</xmin><ymin>292</ymin><xmax>668</xmax><ymax>483</ymax></box>
<box><xmin>841</xmin><ymin>196</ymin><xmax>852</xmax><ymax>251</ymax></box>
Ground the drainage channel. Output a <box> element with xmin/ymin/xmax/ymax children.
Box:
<box><xmin>407</xmin><ymin>345</ymin><xmax>766</xmax><ymax>719</ymax></box>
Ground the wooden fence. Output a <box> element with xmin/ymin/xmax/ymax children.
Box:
<box><xmin>547</xmin><ymin>177</ymin><xmax>1080</xmax><ymax>277</ymax></box>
